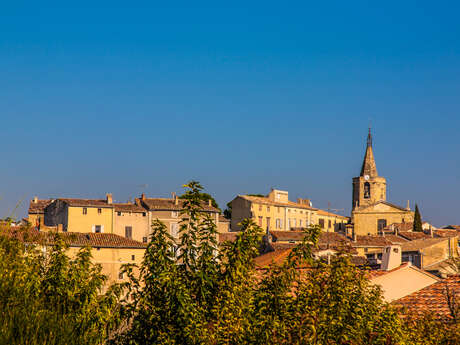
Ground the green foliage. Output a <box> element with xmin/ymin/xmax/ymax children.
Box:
<box><xmin>113</xmin><ymin>181</ymin><xmax>414</xmax><ymax>345</ymax></box>
<box><xmin>179</xmin><ymin>190</ymin><xmax>220</xmax><ymax>211</ymax></box>
<box><xmin>0</xmin><ymin>227</ymin><xmax>122</xmax><ymax>345</ymax></box>
<box><xmin>413</xmin><ymin>204</ymin><xmax>423</xmax><ymax>232</ymax></box>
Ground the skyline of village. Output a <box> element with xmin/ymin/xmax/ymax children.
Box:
<box><xmin>4</xmin><ymin>127</ymin><xmax>458</xmax><ymax>228</ymax></box>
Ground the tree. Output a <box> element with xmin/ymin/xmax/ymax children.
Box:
<box><xmin>114</xmin><ymin>181</ymin><xmax>408</xmax><ymax>345</ymax></box>
<box><xmin>0</xmin><ymin>226</ymin><xmax>122</xmax><ymax>345</ymax></box>
<box><xmin>179</xmin><ymin>191</ymin><xmax>220</xmax><ymax>211</ymax></box>
<box><xmin>413</xmin><ymin>204</ymin><xmax>423</xmax><ymax>232</ymax></box>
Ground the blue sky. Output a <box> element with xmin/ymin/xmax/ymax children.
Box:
<box><xmin>1</xmin><ymin>1</ymin><xmax>459</xmax><ymax>226</ymax></box>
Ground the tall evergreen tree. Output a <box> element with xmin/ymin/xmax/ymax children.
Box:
<box><xmin>413</xmin><ymin>204</ymin><xmax>423</xmax><ymax>232</ymax></box>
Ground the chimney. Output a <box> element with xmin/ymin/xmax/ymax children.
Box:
<box><xmin>57</xmin><ymin>224</ymin><xmax>63</xmax><ymax>232</ymax></box>
<box><xmin>381</xmin><ymin>245</ymin><xmax>402</xmax><ymax>271</ymax></box>
<box><xmin>33</xmin><ymin>196</ymin><xmax>38</xmax><ymax>203</ymax></box>
<box><xmin>174</xmin><ymin>194</ymin><xmax>179</xmax><ymax>206</ymax></box>
<box><xmin>106</xmin><ymin>193</ymin><xmax>113</xmax><ymax>204</ymax></box>
<box><xmin>141</xmin><ymin>193</ymin><xmax>146</xmax><ymax>201</ymax></box>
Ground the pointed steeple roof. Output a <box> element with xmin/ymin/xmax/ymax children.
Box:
<box><xmin>360</xmin><ymin>128</ymin><xmax>378</xmax><ymax>177</ymax></box>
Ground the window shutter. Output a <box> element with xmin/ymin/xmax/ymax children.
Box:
<box><xmin>101</xmin><ymin>225</ymin><xmax>104</xmax><ymax>233</ymax></box>
<box><xmin>92</xmin><ymin>225</ymin><xmax>95</xmax><ymax>233</ymax></box>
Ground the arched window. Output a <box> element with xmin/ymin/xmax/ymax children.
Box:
<box><xmin>364</xmin><ymin>182</ymin><xmax>371</xmax><ymax>199</ymax></box>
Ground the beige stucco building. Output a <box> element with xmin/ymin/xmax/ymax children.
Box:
<box><xmin>113</xmin><ymin>203</ymin><xmax>150</xmax><ymax>243</ymax></box>
<box><xmin>230</xmin><ymin>189</ymin><xmax>347</xmax><ymax>232</ymax></box>
<box><xmin>351</xmin><ymin>130</ymin><xmax>414</xmax><ymax>235</ymax></box>
<box><xmin>137</xmin><ymin>193</ymin><xmax>221</xmax><ymax>241</ymax></box>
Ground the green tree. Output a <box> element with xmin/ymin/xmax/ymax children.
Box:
<box><xmin>413</xmin><ymin>204</ymin><xmax>423</xmax><ymax>232</ymax></box>
<box><xmin>0</xmin><ymin>226</ymin><xmax>122</xmax><ymax>345</ymax></box>
<box><xmin>180</xmin><ymin>191</ymin><xmax>220</xmax><ymax>211</ymax></box>
<box><xmin>115</xmin><ymin>181</ymin><xmax>408</xmax><ymax>345</ymax></box>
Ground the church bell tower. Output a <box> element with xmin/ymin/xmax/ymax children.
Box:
<box><xmin>352</xmin><ymin>129</ymin><xmax>387</xmax><ymax>210</ymax></box>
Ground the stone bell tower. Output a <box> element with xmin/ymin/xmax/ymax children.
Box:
<box><xmin>352</xmin><ymin>129</ymin><xmax>387</xmax><ymax>210</ymax></box>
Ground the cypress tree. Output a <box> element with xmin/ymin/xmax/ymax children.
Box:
<box><xmin>413</xmin><ymin>204</ymin><xmax>423</xmax><ymax>232</ymax></box>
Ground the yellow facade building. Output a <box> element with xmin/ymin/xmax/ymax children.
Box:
<box><xmin>44</xmin><ymin>194</ymin><xmax>115</xmax><ymax>234</ymax></box>
<box><xmin>230</xmin><ymin>189</ymin><xmax>347</xmax><ymax>232</ymax></box>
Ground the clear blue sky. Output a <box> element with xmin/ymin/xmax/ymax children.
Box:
<box><xmin>1</xmin><ymin>1</ymin><xmax>459</xmax><ymax>226</ymax></box>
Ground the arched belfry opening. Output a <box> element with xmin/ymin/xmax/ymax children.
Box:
<box><xmin>364</xmin><ymin>182</ymin><xmax>371</xmax><ymax>199</ymax></box>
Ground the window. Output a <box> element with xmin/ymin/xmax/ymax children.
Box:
<box><xmin>319</xmin><ymin>219</ymin><xmax>325</xmax><ymax>229</ymax></box>
<box><xmin>117</xmin><ymin>211</ymin><xmax>122</xmax><ymax>216</ymax></box>
<box><xmin>83</xmin><ymin>207</ymin><xmax>87</xmax><ymax>215</ymax></box>
<box><xmin>259</xmin><ymin>204</ymin><xmax>262</xmax><ymax>211</ymax></box>
<box><xmin>172</xmin><ymin>211</ymin><xmax>179</xmax><ymax>218</ymax></box>
<box><xmin>364</xmin><ymin>248</ymin><xmax>368</xmax><ymax>253</ymax></box>
<box><xmin>142</xmin><ymin>212</ymin><xmax>146</xmax><ymax>217</ymax></box>
<box><xmin>378</xmin><ymin>219</ymin><xmax>387</xmax><ymax>231</ymax></box>
<box><xmin>94</xmin><ymin>225</ymin><xmax>102</xmax><ymax>233</ymax></box>
<box><xmin>97</xmin><ymin>208</ymin><xmax>102</xmax><ymax>214</ymax></box>
<box><xmin>364</xmin><ymin>182</ymin><xmax>371</xmax><ymax>199</ymax></box>
<box><xmin>266</xmin><ymin>217</ymin><xmax>271</xmax><ymax>230</ymax></box>
<box><xmin>377</xmin><ymin>253</ymin><xmax>383</xmax><ymax>260</ymax></box>
<box><xmin>171</xmin><ymin>223</ymin><xmax>179</xmax><ymax>237</ymax></box>
<box><xmin>131</xmin><ymin>255</ymin><xmax>135</xmax><ymax>260</ymax></box>
<box><xmin>267</xmin><ymin>206</ymin><xmax>270</xmax><ymax>212</ymax></box>
<box><xmin>299</xmin><ymin>220</ymin><xmax>302</xmax><ymax>227</ymax></box>
<box><xmin>277</xmin><ymin>207</ymin><xmax>280</xmax><ymax>213</ymax></box>
<box><xmin>258</xmin><ymin>216</ymin><xmax>263</xmax><ymax>227</ymax></box>
<box><xmin>328</xmin><ymin>220</ymin><xmax>332</xmax><ymax>228</ymax></box>
<box><xmin>143</xmin><ymin>237</ymin><xmax>148</xmax><ymax>243</ymax></box>
<box><xmin>125</xmin><ymin>226</ymin><xmax>133</xmax><ymax>239</ymax></box>
<box><xmin>118</xmin><ymin>271</ymin><xmax>124</xmax><ymax>280</ymax></box>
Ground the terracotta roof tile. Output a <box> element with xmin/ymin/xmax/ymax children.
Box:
<box><xmin>352</xmin><ymin>235</ymin><xmax>393</xmax><ymax>247</ymax></box>
<box><xmin>114</xmin><ymin>203</ymin><xmax>146</xmax><ymax>213</ymax></box>
<box><xmin>60</xmin><ymin>198</ymin><xmax>113</xmax><ymax>208</ymax></box>
<box><xmin>433</xmin><ymin>229</ymin><xmax>458</xmax><ymax>238</ymax></box>
<box><xmin>255</xmin><ymin>249</ymin><xmax>293</xmax><ymax>268</ymax></box>
<box><xmin>398</xmin><ymin>231</ymin><xmax>431</xmax><ymax>241</ymax></box>
<box><xmin>400</xmin><ymin>238</ymin><xmax>447</xmax><ymax>252</ymax></box>
<box><xmin>218</xmin><ymin>232</ymin><xmax>238</xmax><ymax>244</ymax></box>
<box><xmin>141</xmin><ymin>198</ymin><xmax>219</xmax><ymax>212</ymax></box>
<box><xmin>395</xmin><ymin>275</ymin><xmax>460</xmax><ymax>320</ymax></box>
<box><xmin>28</xmin><ymin>199</ymin><xmax>53</xmax><ymax>214</ymax></box>
<box><xmin>384</xmin><ymin>234</ymin><xmax>409</xmax><ymax>244</ymax></box>
<box><xmin>1</xmin><ymin>227</ymin><xmax>147</xmax><ymax>249</ymax></box>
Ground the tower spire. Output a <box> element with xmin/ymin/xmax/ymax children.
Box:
<box><xmin>360</xmin><ymin>128</ymin><xmax>378</xmax><ymax>177</ymax></box>
<box><xmin>367</xmin><ymin>127</ymin><xmax>372</xmax><ymax>147</ymax></box>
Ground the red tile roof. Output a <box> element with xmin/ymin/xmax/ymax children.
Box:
<box><xmin>384</xmin><ymin>234</ymin><xmax>409</xmax><ymax>244</ymax></box>
<box><xmin>398</xmin><ymin>231</ymin><xmax>431</xmax><ymax>241</ymax></box>
<box><xmin>1</xmin><ymin>227</ymin><xmax>147</xmax><ymax>249</ymax></box>
<box><xmin>254</xmin><ymin>249</ymin><xmax>293</xmax><ymax>268</ymax></box>
<box><xmin>433</xmin><ymin>229</ymin><xmax>458</xmax><ymax>238</ymax></box>
<box><xmin>395</xmin><ymin>275</ymin><xmax>460</xmax><ymax>320</ymax></box>
<box><xmin>218</xmin><ymin>232</ymin><xmax>238</xmax><ymax>244</ymax></box>
<box><xmin>352</xmin><ymin>235</ymin><xmax>393</xmax><ymax>247</ymax></box>
<box><xmin>270</xmin><ymin>231</ymin><xmax>306</xmax><ymax>242</ymax></box>
<box><xmin>114</xmin><ymin>203</ymin><xmax>146</xmax><ymax>213</ymax></box>
<box><xmin>28</xmin><ymin>199</ymin><xmax>53</xmax><ymax>214</ymax></box>
<box><xmin>60</xmin><ymin>198</ymin><xmax>113</xmax><ymax>208</ymax></box>
<box><xmin>400</xmin><ymin>238</ymin><xmax>447</xmax><ymax>252</ymax></box>
<box><xmin>141</xmin><ymin>198</ymin><xmax>219</xmax><ymax>212</ymax></box>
